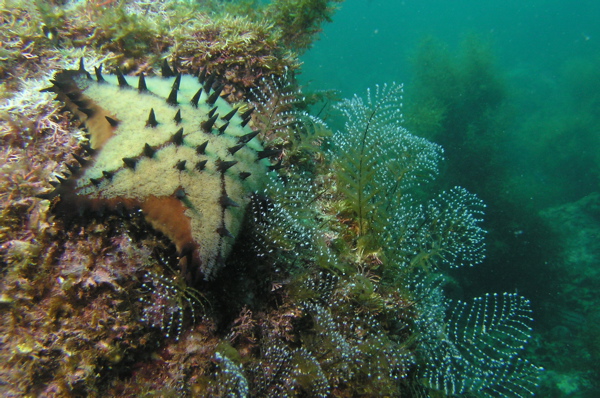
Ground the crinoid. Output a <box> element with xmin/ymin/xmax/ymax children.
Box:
<box><xmin>38</xmin><ymin>59</ymin><xmax>281</xmax><ymax>280</ymax></box>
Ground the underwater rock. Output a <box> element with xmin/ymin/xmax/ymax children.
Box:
<box><xmin>541</xmin><ymin>192</ymin><xmax>600</xmax><ymax>270</ymax></box>
<box><xmin>39</xmin><ymin>60</ymin><xmax>273</xmax><ymax>280</ymax></box>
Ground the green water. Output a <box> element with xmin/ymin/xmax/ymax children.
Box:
<box><xmin>302</xmin><ymin>0</ymin><xmax>600</xmax><ymax>96</ymax></box>
<box><xmin>302</xmin><ymin>1</ymin><xmax>600</xmax><ymax>396</ymax></box>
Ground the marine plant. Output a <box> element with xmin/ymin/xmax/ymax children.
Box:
<box><xmin>404</xmin><ymin>34</ymin><xmax>559</xmax><ymax>313</ymax></box>
<box><xmin>330</xmin><ymin>82</ymin><xmax>444</xmax><ymax>257</ymax></box>
<box><xmin>514</xmin><ymin>56</ymin><xmax>600</xmax><ymax>206</ymax></box>
<box><xmin>265</xmin><ymin>0</ymin><xmax>345</xmax><ymax>51</ymax></box>
<box><xmin>326</xmin><ymin>82</ymin><xmax>543</xmax><ymax>396</ymax></box>
<box><xmin>0</xmin><ymin>0</ymin><xmax>342</xmax><ymax>101</ymax></box>
<box><xmin>405</xmin><ymin>35</ymin><xmax>509</xmax><ymax>191</ymax></box>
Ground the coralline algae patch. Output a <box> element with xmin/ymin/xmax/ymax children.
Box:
<box><xmin>40</xmin><ymin>61</ymin><xmax>273</xmax><ymax>280</ymax></box>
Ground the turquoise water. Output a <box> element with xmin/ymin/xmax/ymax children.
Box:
<box><xmin>302</xmin><ymin>0</ymin><xmax>600</xmax><ymax>96</ymax></box>
<box><xmin>302</xmin><ymin>1</ymin><xmax>600</xmax><ymax>396</ymax></box>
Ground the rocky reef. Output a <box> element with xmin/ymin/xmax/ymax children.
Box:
<box><xmin>0</xmin><ymin>1</ymin><xmax>541</xmax><ymax>397</ymax></box>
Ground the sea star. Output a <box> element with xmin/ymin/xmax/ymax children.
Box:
<box><xmin>40</xmin><ymin>59</ymin><xmax>275</xmax><ymax>280</ymax></box>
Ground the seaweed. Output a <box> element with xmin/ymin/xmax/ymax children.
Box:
<box><xmin>330</xmin><ymin>83</ymin><xmax>443</xmax><ymax>257</ymax></box>
<box><xmin>265</xmin><ymin>0</ymin><xmax>345</xmax><ymax>51</ymax></box>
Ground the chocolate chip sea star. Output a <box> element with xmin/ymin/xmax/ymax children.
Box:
<box><xmin>40</xmin><ymin>60</ymin><xmax>274</xmax><ymax>280</ymax></box>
